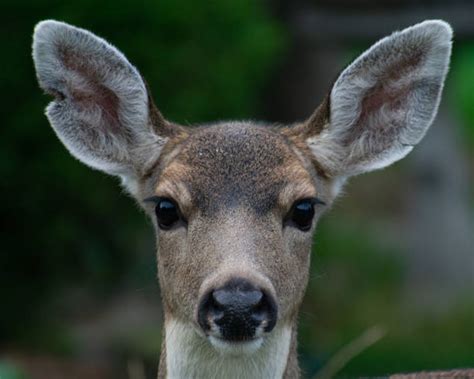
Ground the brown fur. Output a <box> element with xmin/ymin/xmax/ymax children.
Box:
<box><xmin>281</xmin><ymin>97</ymin><xmax>331</xmax><ymax>178</ymax></box>
<box><xmin>32</xmin><ymin>19</ymin><xmax>454</xmax><ymax>379</ymax></box>
<box><xmin>135</xmin><ymin>119</ymin><xmax>331</xmax><ymax>378</ymax></box>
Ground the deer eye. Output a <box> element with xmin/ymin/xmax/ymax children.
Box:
<box><xmin>145</xmin><ymin>196</ymin><xmax>183</xmax><ymax>230</ymax></box>
<box><xmin>153</xmin><ymin>198</ymin><xmax>182</xmax><ymax>230</ymax></box>
<box><xmin>286</xmin><ymin>198</ymin><xmax>320</xmax><ymax>232</ymax></box>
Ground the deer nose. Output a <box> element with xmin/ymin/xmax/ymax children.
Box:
<box><xmin>198</xmin><ymin>278</ymin><xmax>277</xmax><ymax>341</ymax></box>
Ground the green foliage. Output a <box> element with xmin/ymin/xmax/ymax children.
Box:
<box><xmin>449</xmin><ymin>42</ymin><xmax>474</xmax><ymax>144</ymax></box>
<box><xmin>341</xmin><ymin>303</ymin><xmax>474</xmax><ymax>376</ymax></box>
<box><xmin>0</xmin><ymin>363</ymin><xmax>27</xmax><ymax>379</ymax></box>
<box><xmin>111</xmin><ymin>326</ymin><xmax>162</xmax><ymax>361</ymax></box>
<box><xmin>0</xmin><ymin>0</ymin><xmax>284</xmax><ymax>341</ymax></box>
<box><xmin>299</xmin><ymin>219</ymin><xmax>403</xmax><ymax>372</ymax></box>
<box><xmin>299</xmin><ymin>219</ymin><xmax>474</xmax><ymax>376</ymax></box>
<box><xmin>46</xmin><ymin>0</ymin><xmax>284</xmax><ymax>122</ymax></box>
<box><xmin>1</xmin><ymin>1</ymin><xmax>472</xmax><ymax>375</ymax></box>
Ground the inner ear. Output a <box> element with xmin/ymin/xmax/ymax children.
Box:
<box><xmin>300</xmin><ymin>20</ymin><xmax>452</xmax><ymax>178</ymax></box>
<box><xmin>344</xmin><ymin>51</ymin><xmax>425</xmax><ymax>148</ymax></box>
<box><xmin>56</xmin><ymin>45</ymin><xmax>122</xmax><ymax>133</ymax></box>
<box><xmin>32</xmin><ymin>20</ymin><xmax>167</xmax><ymax>186</ymax></box>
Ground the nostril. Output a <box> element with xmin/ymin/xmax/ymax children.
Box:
<box><xmin>251</xmin><ymin>299</ymin><xmax>268</xmax><ymax>322</ymax></box>
<box><xmin>207</xmin><ymin>293</ymin><xmax>225</xmax><ymax>322</ymax></box>
<box><xmin>197</xmin><ymin>290</ymin><xmax>217</xmax><ymax>332</ymax></box>
<box><xmin>251</xmin><ymin>290</ymin><xmax>277</xmax><ymax>332</ymax></box>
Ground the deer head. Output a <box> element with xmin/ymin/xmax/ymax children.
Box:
<box><xmin>32</xmin><ymin>19</ymin><xmax>452</xmax><ymax>378</ymax></box>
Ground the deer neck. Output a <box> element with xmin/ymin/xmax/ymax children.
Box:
<box><xmin>158</xmin><ymin>318</ymin><xmax>299</xmax><ymax>379</ymax></box>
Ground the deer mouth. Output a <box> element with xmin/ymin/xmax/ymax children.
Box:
<box><xmin>208</xmin><ymin>335</ymin><xmax>264</xmax><ymax>355</ymax></box>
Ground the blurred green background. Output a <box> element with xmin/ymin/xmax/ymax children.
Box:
<box><xmin>1</xmin><ymin>0</ymin><xmax>473</xmax><ymax>378</ymax></box>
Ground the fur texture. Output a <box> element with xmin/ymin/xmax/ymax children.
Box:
<box><xmin>32</xmin><ymin>19</ymin><xmax>453</xmax><ymax>379</ymax></box>
<box><xmin>306</xmin><ymin>20</ymin><xmax>452</xmax><ymax>177</ymax></box>
<box><xmin>164</xmin><ymin>319</ymin><xmax>292</xmax><ymax>379</ymax></box>
<box><xmin>32</xmin><ymin>20</ymin><xmax>166</xmax><ymax>192</ymax></box>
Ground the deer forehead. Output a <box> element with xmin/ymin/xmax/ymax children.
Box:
<box><xmin>154</xmin><ymin>122</ymin><xmax>318</xmax><ymax>215</ymax></box>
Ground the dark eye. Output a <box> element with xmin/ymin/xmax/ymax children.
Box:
<box><xmin>155</xmin><ymin>198</ymin><xmax>181</xmax><ymax>230</ymax></box>
<box><xmin>286</xmin><ymin>199</ymin><xmax>317</xmax><ymax>231</ymax></box>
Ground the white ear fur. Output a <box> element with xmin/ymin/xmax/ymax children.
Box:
<box><xmin>307</xmin><ymin>20</ymin><xmax>452</xmax><ymax>177</ymax></box>
<box><xmin>32</xmin><ymin>20</ymin><xmax>166</xmax><ymax>190</ymax></box>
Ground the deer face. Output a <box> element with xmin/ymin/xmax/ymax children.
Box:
<box><xmin>32</xmin><ymin>19</ymin><xmax>452</xmax><ymax>360</ymax></box>
<box><xmin>143</xmin><ymin>123</ymin><xmax>330</xmax><ymax>351</ymax></box>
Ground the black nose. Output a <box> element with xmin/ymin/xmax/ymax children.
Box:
<box><xmin>198</xmin><ymin>278</ymin><xmax>277</xmax><ymax>341</ymax></box>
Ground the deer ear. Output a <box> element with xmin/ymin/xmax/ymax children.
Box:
<box><xmin>32</xmin><ymin>20</ymin><xmax>171</xmax><ymax>192</ymax></box>
<box><xmin>302</xmin><ymin>20</ymin><xmax>452</xmax><ymax>178</ymax></box>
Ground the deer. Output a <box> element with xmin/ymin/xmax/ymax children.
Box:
<box><xmin>32</xmin><ymin>19</ymin><xmax>452</xmax><ymax>378</ymax></box>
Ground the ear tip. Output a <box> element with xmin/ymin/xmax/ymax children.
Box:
<box><xmin>33</xmin><ymin>20</ymin><xmax>74</xmax><ymax>59</ymax></box>
<box><xmin>33</xmin><ymin>20</ymin><xmax>74</xmax><ymax>42</ymax></box>
<box><xmin>33</xmin><ymin>20</ymin><xmax>97</xmax><ymax>55</ymax></box>
<box><xmin>404</xmin><ymin>19</ymin><xmax>453</xmax><ymax>46</ymax></box>
<box><xmin>416</xmin><ymin>19</ymin><xmax>453</xmax><ymax>35</ymax></box>
<box><xmin>32</xmin><ymin>19</ymin><xmax>104</xmax><ymax>73</ymax></box>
